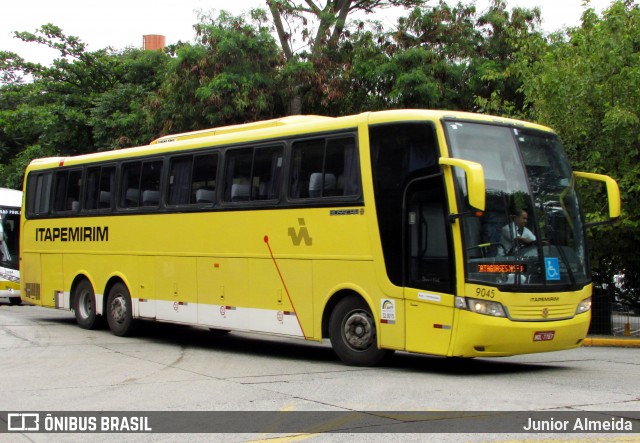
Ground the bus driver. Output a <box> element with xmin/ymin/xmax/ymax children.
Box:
<box><xmin>500</xmin><ymin>209</ymin><xmax>536</xmax><ymax>255</ymax></box>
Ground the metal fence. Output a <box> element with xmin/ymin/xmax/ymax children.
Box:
<box><xmin>589</xmin><ymin>287</ymin><xmax>640</xmax><ymax>337</ymax></box>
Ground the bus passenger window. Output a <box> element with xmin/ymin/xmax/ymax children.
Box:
<box><xmin>327</xmin><ymin>138</ymin><xmax>359</xmax><ymax>197</ymax></box>
<box><xmin>140</xmin><ymin>160</ymin><xmax>162</xmax><ymax>207</ymax></box>
<box><xmin>85</xmin><ymin>165</ymin><xmax>115</xmax><ymax>210</ymax></box>
<box><xmin>252</xmin><ymin>146</ymin><xmax>282</xmax><ymax>200</ymax></box>
<box><xmin>290</xmin><ymin>136</ymin><xmax>359</xmax><ymax>199</ymax></box>
<box><xmin>26</xmin><ymin>172</ymin><xmax>53</xmax><ymax>216</ymax></box>
<box><xmin>224</xmin><ymin>149</ymin><xmax>252</xmax><ymax>202</ymax></box>
<box><xmin>191</xmin><ymin>153</ymin><xmax>218</xmax><ymax>204</ymax></box>
<box><xmin>53</xmin><ymin>169</ymin><xmax>82</xmax><ymax>213</ymax></box>
<box><xmin>168</xmin><ymin>156</ymin><xmax>193</xmax><ymax>205</ymax></box>
<box><xmin>224</xmin><ymin>146</ymin><xmax>281</xmax><ymax>202</ymax></box>
<box><xmin>290</xmin><ymin>139</ymin><xmax>324</xmax><ymax>199</ymax></box>
<box><xmin>120</xmin><ymin>162</ymin><xmax>142</xmax><ymax>208</ymax></box>
<box><xmin>121</xmin><ymin>160</ymin><xmax>162</xmax><ymax>208</ymax></box>
<box><xmin>169</xmin><ymin>153</ymin><xmax>218</xmax><ymax>206</ymax></box>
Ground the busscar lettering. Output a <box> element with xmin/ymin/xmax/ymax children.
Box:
<box><xmin>35</xmin><ymin>226</ymin><xmax>109</xmax><ymax>242</ymax></box>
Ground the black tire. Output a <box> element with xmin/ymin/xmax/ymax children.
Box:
<box><xmin>329</xmin><ymin>295</ymin><xmax>393</xmax><ymax>366</ymax></box>
<box><xmin>73</xmin><ymin>280</ymin><xmax>102</xmax><ymax>329</ymax></box>
<box><xmin>106</xmin><ymin>282</ymin><xmax>136</xmax><ymax>337</ymax></box>
<box><xmin>9</xmin><ymin>297</ymin><xmax>21</xmax><ymax>306</ymax></box>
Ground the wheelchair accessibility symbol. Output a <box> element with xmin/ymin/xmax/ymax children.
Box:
<box><xmin>544</xmin><ymin>257</ymin><xmax>561</xmax><ymax>281</ymax></box>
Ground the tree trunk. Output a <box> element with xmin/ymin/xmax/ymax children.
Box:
<box><xmin>288</xmin><ymin>84</ymin><xmax>303</xmax><ymax>115</ymax></box>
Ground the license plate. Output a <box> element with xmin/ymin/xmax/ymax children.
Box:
<box><xmin>534</xmin><ymin>331</ymin><xmax>555</xmax><ymax>341</ymax></box>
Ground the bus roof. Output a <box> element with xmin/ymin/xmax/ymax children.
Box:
<box><xmin>150</xmin><ymin>115</ymin><xmax>334</xmax><ymax>145</ymax></box>
<box><xmin>26</xmin><ymin>110</ymin><xmax>554</xmax><ymax>170</ymax></box>
<box><xmin>0</xmin><ymin>188</ymin><xmax>22</xmax><ymax>208</ymax></box>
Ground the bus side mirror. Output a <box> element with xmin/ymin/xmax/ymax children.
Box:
<box><xmin>439</xmin><ymin>157</ymin><xmax>486</xmax><ymax>215</ymax></box>
<box><xmin>574</xmin><ymin>171</ymin><xmax>621</xmax><ymax>224</ymax></box>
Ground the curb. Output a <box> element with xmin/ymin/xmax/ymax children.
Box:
<box><xmin>583</xmin><ymin>337</ymin><xmax>640</xmax><ymax>348</ymax></box>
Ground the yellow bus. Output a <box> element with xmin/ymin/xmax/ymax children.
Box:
<box><xmin>20</xmin><ymin>110</ymin><xmax>620</xmax><ymax>366</ymax></box>
<box><xmin>0</xmin><ymin>188</ymin><xmax>22</xmax><ymax>305</ymax></box>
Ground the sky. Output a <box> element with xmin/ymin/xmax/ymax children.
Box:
<box><xmin>0</xmin><ymin>0</ymin><xmax>621</xmax><ymax>67</ymax></box>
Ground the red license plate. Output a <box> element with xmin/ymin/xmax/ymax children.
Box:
<box><xmin>534</xmin><ymin>331</ymin><xmax>555</xmax><ymax>341</ymax></box>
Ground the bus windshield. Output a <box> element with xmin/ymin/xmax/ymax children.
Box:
<box><xmin>0</xmin><ymin>205</ymin><xmax>20</xmax><ymax>269</ymax></box>
<box><xmin>445</xmin><ymin>121</ymin><xmax>588</xmax><ymax>289</ymax></box>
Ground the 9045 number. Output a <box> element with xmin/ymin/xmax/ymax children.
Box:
<box><xmin>475</xmin><ymin>287</ymin><xmax>496</xmax><ymax>298</ymax></box>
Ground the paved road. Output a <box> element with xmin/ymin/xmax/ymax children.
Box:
<box><xmin>0</xmin><ymin>302</ymin><xmax>638</xmax><ymax>442</ymax></box>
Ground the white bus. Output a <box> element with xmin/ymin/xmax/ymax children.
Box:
<box><xmin>0</xmin><ymin>188</ymin><xmax>22</xmax><ymax>305</ymax></box>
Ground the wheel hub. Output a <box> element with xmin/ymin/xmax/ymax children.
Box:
<box><xmin>111</xmin><ymin>297</ymin><xmax>127</xmax><ymax>324</ymax></box>
<box><xmin>79</xmin><ymin>291</ymin><xmax>93</xmax><ymax>318</ymax></box>
<box><xmin>343</xmin><ymin>312</ymin><xmax>373</xmax><ymax>350</ymax></box>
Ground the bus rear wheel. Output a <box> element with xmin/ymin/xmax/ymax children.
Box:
<box><xmin>329</xmin><ymin>295</ymin><xmax>393</xmax><ymax>366</ymax></box>
<box><xmin>106</xmin><ymin>283</ymin><xmax>136</xmax><ymax>337</ymax></box>
<box><xmin>73</xmin><ymin>280</ymin><xmax>102</xmax><ymax>329</ymax></box>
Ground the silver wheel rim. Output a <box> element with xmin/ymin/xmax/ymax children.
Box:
<box><xmin>78</xmin><ymin>290</ymin><xmax>93</xmax><ymax>319</ymax></box>
<box><xmin>342</xmin><ymin>310</ymin><xmax>374</xmax><ymax>351</ymax></box>
<box><xmin>110</xmin><ymin>295</ymin><xmax>127</xmax><ymax>325</ymax></box>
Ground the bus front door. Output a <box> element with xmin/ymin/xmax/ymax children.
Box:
<box><xmin>404</xmin><ymin>175</ymin><xmax>456</xmax><ymax>356</ymax></box>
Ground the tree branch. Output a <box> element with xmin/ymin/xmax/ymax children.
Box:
<box><xmin>328</xmin><ymin>0</ymin><xmax>353</xmax><ymax>49</ymax></box>
<box><xmin>267</xmin><ymin>0</ymin><xmax>294</xmax><ymax>59</ymax></box>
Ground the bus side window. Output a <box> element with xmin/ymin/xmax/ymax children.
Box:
<box><xmin>290</xmin><ymin>136</ymin><xmax>359</xmax><ymax>200</ymax></box>
<box><xmin>99</xmin><ymin>167</ymin><xmax>115</xmax><ymax>209</ymax></box>
<box><xmin>191</xmin><ymin>153</ymin><xmax>218</xmax><ymax>204</ymax></box>
<box><xmin>120</xmin><ymin>162</ymin><xmax>141</xmax><ymax>208</ymax></box>
<box><xmin>326</xmin><ymin>137</ymin><xmax>360</xmax><ymax>197</ymax></box>
<box><xmin>85</xmin><ymin>165</ymin><xmax>115</xmax><ymax>210</ymax></box>
<box><xmin>290</xmin><ymin>139</ymin><xmax>324</xmax><ymax>199</ymax></box>
<box><xmin>168</xmin><ymin>155</ymin><xmax>193</xmax><ymax>205</ymax></box>
<box><xmin>224</xmin><ymin>149</ymin><xmax>252</xmax><ymax>202</ymax></box>
<box><xmin>252</xmin><ymin>146</ymin><xmax>282</xmax><ymax>200</ymax></box>
<box><xmin>120</xmin><ymin>160</ymin><xmax>162</xmax><ymax>208</ymax></box>
<box><xmin>85</xmin><ymin>167</ymin><xmax>99</xmax><ymax>210</ymax></box>
<box><xmin>53</xmin><ymin>169</ymin><xmax>82</xmax><ymax>213</ymax></box>
<box><xmin>26</xmin><ymin>172</ymin><xmax>53</xmax><ymax>217</ymax></box>
<box><xmin>224</xmin><ymin>146</ymin><xmax>281</xmax><ymax>202</ymax></box>
<box><xmin>140</xmin><ymin>160</ymin><xmax>163</xmax><ymax>207</ymax></box>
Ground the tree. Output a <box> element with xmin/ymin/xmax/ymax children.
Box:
<box><xmin>152</xmin><ymin>10</ymin><xmax>284</xmax><ymax>135</ymax></box>
<box><xmin>334</xmin><ymin>0</ymin><xmax>543</xmax><ymax>114</ymax></box>
<box><xmin>0</xmin><ymin>25</ymin><xmax>170</xmax><ymax>187</ymax></box>
<box><xmin>265</xmin><ymin>0</ymin><xmax>426</xmax><ymax>114</ymax></box>
<box><xmin>469</xmin><ymin>0</ymin><xmax>543</xmax><ymax>116</ymax></box>
<box><xmin>386</xmin><ymin>1</ymin><xmax>481</xmax><ymax>110</ymax></box>
<box><xmin>89</xmin><ymin>49</ymin><xmax>170</xmax><ymax>149</ymax></box>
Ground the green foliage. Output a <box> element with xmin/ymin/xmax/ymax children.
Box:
<box><xmin>0</xmin><ymin>25</ymin><xmax>171</xmax><ymax>187</ymax></box>
<box><xmin>320</xmin><ymin>0</ymin><xmax>542</xmax><ymax>115</ymax></box>
<box><xmin>153</xmin><ymin>11</ymin><xmax>283</xmax><ymax>134</ymax></box>
<box><xmin>90</xmin><ymin>49</ymin><xmax>170</xmax><ymax>148</ymax></box>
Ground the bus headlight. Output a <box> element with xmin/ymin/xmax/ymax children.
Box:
<box><xmin>575</xmin><ymin>297</ymin><xmax>592</xmax><ymax>315</ymax></box>
<box><xmin>455</xmin><ymin>296</ymin><xmax>506</xmax><ymax>317</ymax></box>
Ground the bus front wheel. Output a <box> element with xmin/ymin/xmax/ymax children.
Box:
<box><xmin>73</xmin><ymin>280</ymin><xmax>102</xmax><ymax>329</ymax></box>
<box><xmin>106</xmin><ymin>283</ymin><xmax>136</xmax><ymax>337</ymax></box>
<box><xmin>329</xmin><ymin>295</ymin><xmax>393</xmax><ymax>366</ymax></box>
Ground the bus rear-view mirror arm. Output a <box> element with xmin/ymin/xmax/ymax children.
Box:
<box><xmin>574</xmin><ymin>171</ymin><xmax>621</xmax><ymax>227</ymax></box>
<box><xmin>439</xmin><ymin>157</ymin><xmax>485</xmax><ymax>220</ymax></box>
